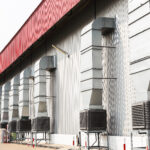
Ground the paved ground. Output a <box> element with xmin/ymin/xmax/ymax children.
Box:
<box><xmin>0</xmin><ymin>143</ymin><xmax>57</xmax><ymax>150</ymax></box>
<box><xmin>0</xmin><ymin>143</ymin><xmax>107</xmax><ymax>150</ymax></box>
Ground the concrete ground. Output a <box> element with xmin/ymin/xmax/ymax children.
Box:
<box><xmin>0</xmin><ymin>143</ymin><xmax>108</xmax><ymax>150</ymax></box>
<box><xmin>0</xmin><ymin>143</ymin><xmax>54</xmax><ymax>150</ymax></box>
<box><xmin>0</xmin><ymin>143</ymin><xmax>62</xmax><ymax>150</ymax></box>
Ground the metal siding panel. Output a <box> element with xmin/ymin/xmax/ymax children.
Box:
<box><xmin>95</xmin><ymin>0</ymin><xmax>129</xmax><ymax>136</ymax></box>
<box><xmin>129</xmin><ymin>0</ymin><xmax>148</xmax><ymax>13</ymax></box>
<box><xmin>129</xmin><ymin>14</ymin><xmax>150</xmax><ymax>37</ymax></box>
<box><xmin>0</xmin><ymin>0</ymin><xmax>80</xmax><ymax>74</ymax></box>
<box><xmin>130</xmin><ymin>30</ymin><xmax>150</xmax><ymax>62</ymax></box>
<box><xmin>131</xmin><ymin>59</ymin><xmax>150</xmax><ymax>74</ymax></box>
<box><xmin>50</xmin><ymin>0</ymin><xmax>129</xmax><ymax>135</ymax></box>
<box><xmin>129</xmin><ymin>2</ymin><xmax>150</xmax><ymax>24</ymax></box>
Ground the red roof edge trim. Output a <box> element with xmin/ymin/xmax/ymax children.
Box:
<box><xmin>0</xmin><ymin>0</ymin><xmax>80</xmax><ymax>74</ymax></box>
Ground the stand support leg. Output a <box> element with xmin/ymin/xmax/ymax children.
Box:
<box><xmin>147</xmin><ymin>130</ymin><xmax>150</xmax><ymax>150</ymax></box>
<box><xmin>98</xmin><ymin>133</ymin><xmax>100</xmax><ymax>147</ymax></box>
<box><xmin>87</xmin><ymin>132</ymin><xmax>89</xmax><ymax>150</ymax></box>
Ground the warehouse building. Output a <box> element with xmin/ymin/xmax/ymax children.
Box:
<box><xmin>0</xmin><ymin>0</ymin><xmax>150</xmax><ymax>149</ymax></box>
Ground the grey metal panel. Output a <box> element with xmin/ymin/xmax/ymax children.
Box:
<box><xmin>52</xmin><ymin>30</ymin><xmax>81</xmax><ymax>134</ymax></box>
<box><xmin>131</xmin><ymin>70</ymin><xmax>150</xmax><ymax>102</ymax></box>
<box><xmin>129</xmin><ymin>13</ymin><xmax>150</xmax><ymax>37</ymax></box>
<box><xmin>128</xmin><ymin>0</ymin><xmax>148</xmax><ymax>13</ymax></box>
<box><xmin>129</xmin><ymin>0</ymin><xmax>150</xmax><ymax>122</ymax></box>
<box><xmin>130</xmin><ymin>59</ymin><xmax>150</xmax><ymax>74</ymax></box>
<box><xmin>130</xmin><ymin>30</ymin><xmax>150</xmax><ymax>62</ymax></box>
<box><xmin>129</xmin><ymin>2</ymin><xmax>150</xmax><ymax>24</ymax></box>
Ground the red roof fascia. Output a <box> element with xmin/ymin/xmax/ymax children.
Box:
<box><xmin>0</xmin><ymin>0</ymin><xmax>80</xmax><ymax>74</ymax></box>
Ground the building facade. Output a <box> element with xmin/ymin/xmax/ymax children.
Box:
<box><xmin>0</xmin><ymin>0</ymin><xmax>149</xmax><ymax>149</ymax></box>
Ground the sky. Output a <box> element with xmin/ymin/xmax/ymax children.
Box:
<box><xmin>0</xmin><ymin>0</ymin><xmax>42</xmax><ymax>52</ymax></box>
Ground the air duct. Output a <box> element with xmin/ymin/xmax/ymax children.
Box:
<box><xmin>80</xmin><ymin>17</ymin><xmax>115</xmax><ymax>131</ymax></box>
<box><xmin>0</xmin><ymin>82</ymin><xmax>11</xmax><ymax>128</ymax></box>
<box><xmin>17</xmin><ymin>67</ymin><xmax>33</xmax><ymax>131</ymax></box>
<box><xmin>8</xmin><ymin>74</ymin><xmax>20</xmax><ymax>132</ymax></box>
<box><xmin>32</xmin><ymin>56</ymin><xmax>56</xmax><ymax>131</ymax></box>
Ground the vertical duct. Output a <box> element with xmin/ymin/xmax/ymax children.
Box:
<box><xmin>32</xmin><ymin>56</ymin><xmax>56</xmax><ymax>131</ymax></box>
<box><xmin>80</xmin><ymin>17</ymin><xmax>115</xmax><ymax>131</ymax></box>
<box><xmin>17</xmin><ymin>67</ymin><xmax>33</xmax><ymax>131</ymax></box>
<box><xmin>0</xmin><ymin>82</ymin><xmax>11</xmax><ymax>128</ymax></box>
<box><xmin>19</xmin><ymin>67</ymin><xmax>32</xmax><ymax>118</ymax></box>
<box><xmin>8</xmin><ymin>74</ymin><xmax>20</xmax><ymax>132</ymax></box>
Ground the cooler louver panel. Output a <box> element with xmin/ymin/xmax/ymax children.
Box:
<box><xmin>0</xmin><ymin>122</ymin><xmax>7</xmax><ymax>129</ymax></box>
<box><xmin>32</xmin><ymin>117</ymin><xmax>50</xmax><ymax>131</ymax></box>
<box><xmin>132</xmin><ymin>101</ymin><xmax>150</xmax><ymax>130</ymax></box>
<box><xmin>144</xmin><ymin>101</ymin><xmax>150</xmax><ymax>129</ymax></box>
<box><xmin>80</xmin><ymin>109</ymin><xmax>107</xmax><ymax>131</ymax></box>
<box><xmin>8</xmin><ymin>121</ymin><xmax>17</xmax><ymax>132</ymax></box>
<box><xmin>132</xmin><ymin>103</ymin><xmax>145</xmax><ymax>129</ymax></box>
<box><xmin>17</xmin><ymin>119</ymin><xmax>31</xmax><ymax>131</ymax></box>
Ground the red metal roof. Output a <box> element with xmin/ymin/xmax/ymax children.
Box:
<box><xmin>0</xmin><ymin>0</ymin><xmax>80</xmax><ymax>74</ymax></box>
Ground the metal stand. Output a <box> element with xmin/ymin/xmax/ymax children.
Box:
<box><xmin>14</xmin><ymin>130</ymin><xmax>50</xmax><ymax>146</ymax></box>
<box><xmin>80</xmin><ymin>130</ymin><xmax>109</xmax><ymax>150</ymax></box>
<box><xmin>16</xmin><ymin>131</ymin><xmax>30</xmax><ymax>143</ymax></box>
<box><xmin>131</xmin><ymin>130</ymin><xmax>149</xmax><ymax>150</ymax></box>
<box><xmin>31</xmin><ymin>131</ymin><xmax>50</xmax><ymax>146</ymax></box>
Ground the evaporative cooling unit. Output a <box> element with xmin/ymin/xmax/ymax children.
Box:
<box><xmin>0</xmin><ymin>122</ymin><xmax>8</xmax><ymax>129</ymax></box>
<box><xmin>32</xmin><ymin>117</ymin><xmax>50</xmax><ymax>131</ymax></box>
<box><xmin>8</xmin><ymin>120</ymin><xmax>17</xmax><ymax>132</ymax></box>
<box><xmin>17</xmin><ymin>117</ymin><xmax>31</xmax><ymax>131</ymax></box>
<box><xmin>132</xmin><ymin>101</ymin><xmax>150</xmax><ymax>130</ymax></box>
<box><xmin>80</xmin><ymin>109</ymin><xmax>107</xmax><ymax>131</ymax></box>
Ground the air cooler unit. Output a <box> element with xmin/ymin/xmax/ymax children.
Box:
<box><xmin>8</xmin><ymin>120</ymin><xmax>17</xmax><ymax>132</ymax></box>
<box><xmin>132</xmin><ymin>101</ymin><xmax>150</xmax><ymax>130</ymax></box>
<box><xmin>17</xmin><ymin>118</ymin><xmax>31</xmax><ymax>131</ymax></box>
<box><xmin>80</xmin><ymin>109</ymin><xmax>107</xmax><ymax>131</ymax></box>
<box><xmin>32</xmin><ymin>117</ymin><xmax>50</xmax><ymax>131</ymax></box>
<box><xmin>0</xmin><ymin>122</ymin><xmax>7</xmax><ymax>129</ymax></box>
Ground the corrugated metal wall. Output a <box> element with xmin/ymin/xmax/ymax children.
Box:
<box><xmin>129</xmin><ymin>0</ymin><xmax>150</xmax><ymax>103</ymax></box>
<box><xmin>45</xmin><ymin>0</ymin><xmax>130</xmax><ymax>135</ymax></box>
<box><xmin>0</xmin><ymin>0</ymin><xmax>80</xmax><ymax>74</ymax></box>
<box><xmin>0</xmin><ymin>0</ymin><xmax>130</xmax><ymax>136</ymax></box>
